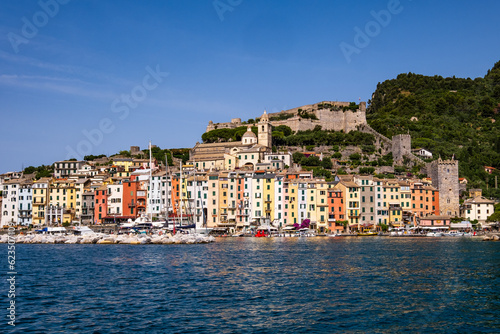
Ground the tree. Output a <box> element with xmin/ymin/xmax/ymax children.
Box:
<box><xmin>84</xmin><ymin>154</ymin><xmax>106</xmax><ymax>161</ymax></box>
<box><xmin>321</xmin><ymin>157</ymin><xmax>333</xmax><ymax>169</ymax></box>
<box><xmin>359</xmin><ymin>167</ymin><xmax>375</xmax><ymax>175</ymax></box>
<box><xmin>349</xmin><ymin>153</ymin><xmax>361</xmax><ymax>161</ymax></box>
<box><xmin>292</xmin><ymin>152</ymin><xmax>304</xmax><ymax>163</ymax></box>
<box><xmin>273</xmin><ymin>125</ymin><xmax>293</xmax><ymax>136</ymax></box>
<box><xmin>23</xmin><ymin>166</ymin><xmax>37</xmax><ymax>174</ymax></box>
<box><xmin>487</xmin><ymin>203</ymin><xmax>500</xmax><ymax>222</ymax></box>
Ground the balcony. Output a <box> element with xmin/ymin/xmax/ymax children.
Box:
<box><xmin>217</xmin><ymin>221</ymin><xmax>236</xmax><ymax>227</ymax></box>
<box><xmin>128</xmin><ymin>203</ymin><xmax>136</xmax><ymax>208</ymax></box>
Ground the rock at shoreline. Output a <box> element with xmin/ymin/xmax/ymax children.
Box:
<box><xmin>0</xmin><ymin>233</ymin><xmax>215</xmax><ymax>245</ymax></box>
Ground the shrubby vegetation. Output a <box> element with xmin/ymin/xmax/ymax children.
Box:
<box><xmin>23</xmin><ymin>165</ymin><xmax>53</xmax><ymax>179</ymax></box>
<box><xmin>202</xmin><ymin>126</ymin><xmax>258</xmax><ymax>143</ymax></box>
<box><xmin>84</xmin><ymin>154</ymin><xmax>107</xmax><ymax>161</ymax></box>
<box><xmin>273</xmin><ymin>126</ymin><xmax>375</xmax><ymax>147</ymax></box>
<box><xmin>269</xmin><ymin>113</ymin><xmax>295</xmax><ymax>122</ymax></box>
<box><xmin>297</xmin><ymin>108</ymin><xmax>318</xmax><ymax>120</ymax></box>
<box><xmin>367</xmin><ymin>60</ymin><xmax>500</xmax><ymax>192</ymax></box>
<box><xmin>317</xmin><ymin>102</ymin><xmax>360</xmax><ymax>111</ymax></box>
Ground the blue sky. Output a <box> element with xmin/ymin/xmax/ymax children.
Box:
<box><xmin>1</xmin><ymin>0</ymin><xmax>499</xmax><ymax>173</ymax></box>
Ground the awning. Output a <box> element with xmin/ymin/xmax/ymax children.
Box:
<box><xmin>257</xmin><ymin>225</ymin><xmax>278</xmax><ymax>230</ymax></box>
<box><xmin>419</xmin><ymin>226</ymin><xmax>448</xmax><ymax>230</ymax></box>
<box><xmin>450</xmin><ymin>222</ymin><xmax>472</xmax><ymax>229</ymax></box>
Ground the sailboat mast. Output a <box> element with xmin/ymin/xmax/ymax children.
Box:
<box><xmin>165</xmin><ymin>153</ymin><xmax>169</xmax><ymax>223</ymax></box>
<box><xmin>149</xmin><ymin>140</ymin><xmax>152</xmax><ymax>222</ymax></box>
<box><xmin>180</xmin><ymin>161</ymin><xmax>183</xmax><ymax>227</ymax></box>
<box><xmin>193</xmin><ymin>159</ymin><xmax>197</xmax><ymax>229</ymax></box>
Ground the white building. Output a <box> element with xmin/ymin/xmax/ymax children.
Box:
<box><xmin>413</xmin><ymin>148</ymin><xmax>433</xmax><ymax>159</ymax></box>
<box><xmin>463</xmin><ymin>196</ymin><xmax>496</xmax><ymax>224</ymax></box>
<box><xmin>1</xmin><ymin>180</ymin><xmax>32</xmax><ymax>227</ymax></box>
<box><xmin>75</xmin><ymin>164</ymin><xmax>98</xmax><ymax>177</ymax></box>
<box><xmin>2</xmin><ymin>181</ymin><xmax>17</xmax><ymax>227</ymax></box>
<box><xmin>17</xmin><ymin>182</ymin><xmax>32</xmax><ymax>226</ymax></box>
<box><xmin>54</xmin><ymin>160</ymin><xmax>86</xmax><ymax>178</ymax></box>
<box><xmin>149</xmin><ymin>171</ymin><xmax>168</xmax><ymax>217</ymax></box>
<box><xmin>264</xmin><ymin>151</ymin><xmax>292</xmax><ymax>168</ymax></box>
<box><xmin>107</xmin><ymin>183</ymin><xmax>123</xmax><ymax>216</ymax></box>
<box><xmin>251</xmin><ymin>173</ymin><xmax>264</xmax><ymax>224</ymax></box>
<box><xmin>298</xmin><ymin>180</ymin><xmax>307</xmax><ymax>225</ymax></box>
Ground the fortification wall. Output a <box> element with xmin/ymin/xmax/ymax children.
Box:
<box><xmin>206</xmin><ymin>101</ymin><xmax>368</xmax><ymax>134</ymax></box>
<box><xmin>358</xmin><ymin>124</ymin><xmax>392</xmax><ymax>153</ymax></box>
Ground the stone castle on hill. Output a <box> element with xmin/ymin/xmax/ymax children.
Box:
<box><xmin>203</xmin><ymin>101</ymin><xmax>426</xmax><ymax>168</ymax></box>
<box><xmin>206</xmin><ymin>101</ymin><xmax>367</xmax><ymax>134</ymax></box>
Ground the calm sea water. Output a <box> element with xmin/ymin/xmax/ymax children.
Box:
<box><xmin>2</xmin><ymin>237</ymin><xmax>499</xmax><ymax>333</ymax></box>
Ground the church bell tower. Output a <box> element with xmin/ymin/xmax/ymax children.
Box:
<box><xmin>258</xmin><ymin>110</ymin><xmax>272</xmax><ymax>148</ymax></box>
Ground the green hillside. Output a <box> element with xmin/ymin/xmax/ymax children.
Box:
<box><xmin>367</xmin><ymin>61</ymin><xmax>500</xmax><ymax>197</ymax></box>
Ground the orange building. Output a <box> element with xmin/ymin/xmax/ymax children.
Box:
<box><xmin>122</xmin><ymin>175</ymin><xmax>147</xmax><ymax>218</ymax></box>
<box><xmin>327</xmin><ymin>187</ymin><xmax>345</xmax><ymax>233</ymax></box>
<box><xmin>94</xmin><ymin>185</ymin><xmax>107</xmax><ymax>224</ymax></box>
<box><xmin>170</xmin><ymin>174</ymin><xmax>180</xmax><ymax>216</ymax></box>
<box><xmin>411</xmin><ymin>182</ymin><xmax>439</xmax><ymax>218</ymax></box>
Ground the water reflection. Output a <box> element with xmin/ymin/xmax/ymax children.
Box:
<box><xmin>5</xmin><ymin>238</ymin><xmax>499</xmax><ymax>333</ymax></box>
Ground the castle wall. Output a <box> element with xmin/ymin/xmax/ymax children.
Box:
<box><xmin>344</xmin><ymin>110</ymin><xmax>367</xmax><ymax>132</ymax></box>
<box><xmin>206</xmin><ymin>101</ymin><xmax>368</xmax><ymax>134</ymax></box>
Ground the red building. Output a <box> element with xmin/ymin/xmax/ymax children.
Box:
<box><xmin>122</xmin><ymin>175</ymin><xmax>148</xmax><ymax>218</ymax></box>
<box><xmin>94</xmin><ymin>185</ymin><xmax>108</xmax><ymax>224</ymax></box>
<box><xmin>327</xmin><ymin>187</ymin><xmax>345</xmax><ymax>233</ymax></box>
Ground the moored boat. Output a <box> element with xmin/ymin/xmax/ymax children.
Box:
<box><xmin>357</xmin><ymin>231</ymin><xmax>377</xmax><ymax>236</ymax></box>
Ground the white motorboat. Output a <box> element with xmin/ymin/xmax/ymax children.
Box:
<box><xmin>426</xmin><ymin>232</ymin><xmax>443</xmax><ymax>237</ymax></box>
<box><xmin>444</xmin><ymin>231</ymin><xmax>464</xmax><ymax>237</ymax></box>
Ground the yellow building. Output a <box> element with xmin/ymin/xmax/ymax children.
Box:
<box><xmin>287</xmin><ymin>180</ymin><xmax>300</xmax><ymax>225</ymax></box>
<box><xmin>262</xmin><ymin>173</ymin><xmax>275</xmax><ymax>221</ymax></box>
<box><xmin>218</xmin><ymin>172</ymin><xmax>230</xmax><ymax>228</ymax></box>
<box><xmin>32</xmin><ymin>178</ymin><xmax>51</xmax><ymax>226</ymax></box>
<box><xmin>206</xmin><ymin>172</ymin><xmax>220</xmax><ymax>228</ymax></box>
<box><xmin>74</xmin><ymin>179</ymin><xmax>91</xmax><ymax>222</ymax></box>
<box><xmin>384</xmin><ymin>180</ymin><xmax>401</xmax><ymax>226</ymax></box>
<box><xmin>315</xmin><ymin>180</ymin><xmax>329</xmax><ymax>233</ymax></box>
<box><xmin>336</xmin><ymin>180</ymin><xmax>360</xmax><ymax>228</ymax></box>
<box><xmin>48</xmin><ymin>179</ymin><xmax>77</xmax><ymax>223</ymax></box>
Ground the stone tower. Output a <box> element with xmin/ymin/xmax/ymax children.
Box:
<box><xmin>392</xmin><ymin>134</ymin><xmax>411</xmax><ymax>165</ymax></box>
<box><xmin>206</xmin><ymin>120</ymin><xmax>215</xmax><ymax>132</ymax></box>
<box><xmin>427</xmin><ymin>157</ymin><xmax>460</xmax><ymax>217</ymax></box>
<box><xmin>258</xmin><ymin>110</ymin><xmax>272</xmax><ymax>148</ymax></box>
